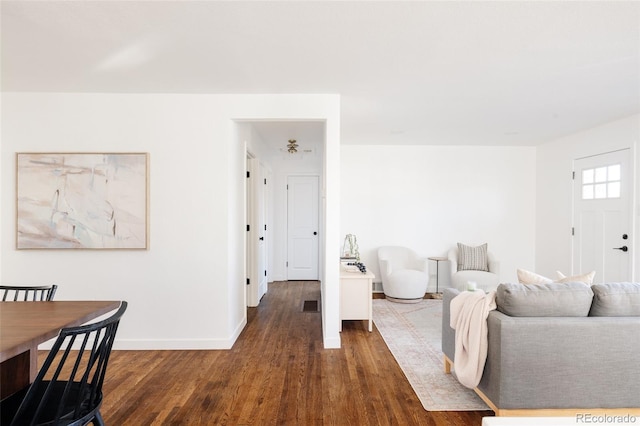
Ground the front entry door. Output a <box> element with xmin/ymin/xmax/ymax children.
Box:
<box><xmin>573</xmin><ymin>149</ymin><xmax>632</xmax><ymax>282</ymax></box>
<box><xmin>287</xmin><ymin>176</ymin><xmax>319</xmax><ymax>280</ymax></box>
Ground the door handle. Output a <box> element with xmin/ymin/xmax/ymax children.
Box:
<box><xmin>613</xmin><ymin>246</ymin><xmax>628</xmax><ymax>252</ymax></box>
<box><xmin>259</xmin><ymin>237</ymin><xmax>264</xmax><ymax>241</ymax></box>
<box><xmin>313</xmin><ymin>232</ymin><xmax>318</xmax><ymax>235</ymax></box>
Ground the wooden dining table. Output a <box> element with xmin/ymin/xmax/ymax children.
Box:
<box><xmin>0</xmin><ymin>300</ymin><xmax>121</xmax><ymax>400</ymax></box>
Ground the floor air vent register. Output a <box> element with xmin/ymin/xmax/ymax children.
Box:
<box><xmin>302</xmin><ymin>300</ymin><xmax>319</xmax><ymax>312</ymax></box>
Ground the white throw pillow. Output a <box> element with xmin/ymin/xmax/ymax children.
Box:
<box><xmin>517</xmin><ymin>268</ymin><xmax>553</xmax><ymax>285</ymax></box>
<box><xmin>555</xmin><ymin>270</ymin><xmax>596</xmax><ymax>285</ymax></box>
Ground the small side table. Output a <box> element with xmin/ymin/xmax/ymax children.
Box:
<box><xmin>339</xmin><ymin>267</ymin><xmax>375</xmax><ymax>332</ymax></box>
<box><xmin>428</xmin><ymin>257</ymin><xmax>448</xmax><ymax>293</ymax></box>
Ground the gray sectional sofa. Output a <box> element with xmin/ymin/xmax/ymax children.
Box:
<box><xmin>442</xmin><ymin>282</ymin><xmax>640</xmax><ymax>416</ymax></box>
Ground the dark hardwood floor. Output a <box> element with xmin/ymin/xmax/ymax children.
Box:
<box><xmin>94</xmin><ymin>281</ymin><xmax>493</xmax><ymax>425</ymax></box>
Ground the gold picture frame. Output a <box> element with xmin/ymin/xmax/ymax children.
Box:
<box><xmin>16</xmin><ymin>152</ymin><xmax>149</xmax><ymax>249</ymax></box>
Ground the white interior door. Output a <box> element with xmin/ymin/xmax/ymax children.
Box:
<box><xmin>256</xmin><ymin>163</ymin><xmax>267</xmax><ymax>300</ymax></box>
<box><xmin>287</xmin><ymin>176</ymin><xmax>319</xmax><ymax>280</ymax></box>
<box><xmin>247</xmin><ymin>158</ymin><xmax>267</xmax><ymax>307</ymax></box>
<box><xmin>573</xmin><ymin>149</ymin><xmax>632</xmax><ymax>283</ymax></box>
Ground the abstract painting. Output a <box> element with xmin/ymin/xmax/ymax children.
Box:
<box><xmin>16</xmin><ymin>153</ymin><xmax>148</xmax><ymax>249</ymax></box>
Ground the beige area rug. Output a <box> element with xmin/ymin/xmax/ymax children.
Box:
<box><xmin>373</xmin><ymin>298</ymin><xmax>490</xmax><ymax>411</ymax></box>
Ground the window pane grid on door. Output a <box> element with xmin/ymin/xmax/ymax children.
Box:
<box><xmin>582</xmin><ymin>169</ymin><xmax>594</xmax><ymax>184</ymax></box>
<box><xmin>594</xmin><ymin>167</ymin><xmax>607</xmax><ymax>183</ymax></box>
<box><xmin>608</xmin><ymin>164</ymin><xmax>621</xmax><ymax>181</ymax></box>
<box><xmin>608</xmin><ymin>182</ymin><xmax>620</xmax><ymax>198</ymax></box>
<box><xmin>581</xmin><ymin>163</ymin><xmax>621</xmax><ymax>200</ymax></box>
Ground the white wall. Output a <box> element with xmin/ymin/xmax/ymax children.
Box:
<box><xmin>341</xmin><ymin>145</ymin><xmax>537</xmax><ymax>288</ymax></box>
<box><xmin>536</xmin><ymin>114</ymin><xmax>639</xmax><ymax>280</ymax></box>
<box><xmin>1</xmin><ymin>92</ymin><xmax>341</xmax><ymax>349</ymax></box>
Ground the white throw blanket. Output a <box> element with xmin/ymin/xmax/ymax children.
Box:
<box><xmin>449</xmin><ymin>290</ymin><xmax>497</xmax><ymax>389</ymax></box>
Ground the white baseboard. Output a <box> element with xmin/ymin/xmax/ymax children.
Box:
<box><xmin>39</xmin><ymin>338</ymin><xmax>238</xmax><ymax>351</ymax></box>
<box><xmin>112</xmin><ymin>338</ymin><xmax>234</xmax><ymax>350</ymax></box>
<box><xmin>323</xmin><ymin>337</ymin><xmax>340</xmax><ymax>349</ymax></box>
<box><xmin>98</xmin><ymin>316</ymin><xmax>248</xmax><ymax>351</ymax></box>
<box><xmin>323</xmin><ymin>331</ymin><xmax>341</xmax><ymax>349</ymax></box>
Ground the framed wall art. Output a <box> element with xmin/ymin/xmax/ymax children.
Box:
<box><xmin>16</xmin><ymin>152</ymin><xmax>149</xmax><ymax>249</ymax></box>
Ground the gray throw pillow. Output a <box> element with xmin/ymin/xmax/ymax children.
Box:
<box><xmin>497</xmin><ymin>282</ymin><xmax>593</xmax><ymax>317</ymax></box>
<box><xmin>457</xmin><ymin>243</ymin><xmax>489</xmax><ymax>272</ymax></box>
<box><xmin>590</xmin><ymin>283</ymin><xmax>640</xmax><ymax>316</ymax></box>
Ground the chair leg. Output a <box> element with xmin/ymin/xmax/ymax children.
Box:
<box><xmin>92</xmin><ymin>411</ymin><xmax>105</xmax><ymax>426</ymax></box>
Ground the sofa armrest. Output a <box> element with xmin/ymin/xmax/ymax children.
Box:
<box><xmin>441</xmin><ymin>288</ymin><xmax>460</xmax><ymax>363</ymax></box>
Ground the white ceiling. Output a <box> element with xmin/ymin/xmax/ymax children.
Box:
<box><xmin>1</xmin><ymin>1</ymin><xmax>639</xmax><ymax>147</ymax></box>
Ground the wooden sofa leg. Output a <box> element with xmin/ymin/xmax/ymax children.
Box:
<box><xmin>444</xmin><ymin>355</ymin><xmax>452</xmax><ymax>374</ymax></box>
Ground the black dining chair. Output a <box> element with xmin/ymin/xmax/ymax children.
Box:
<box><xmin>0</xmin><ymin>301</ymin><xmax>128</xmax><ymax>426</ymax></box>
<box><xmin>0</xmin><ymin>284</ymin><xmax>58</xmax><ymax>301</ymax></box>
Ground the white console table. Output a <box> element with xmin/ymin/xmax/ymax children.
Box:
<box><xmin>339</xmin><ymin>268</ymin><xmax>375</xmax><ymax>332</ymax></box>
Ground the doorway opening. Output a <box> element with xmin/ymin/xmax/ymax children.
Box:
<box><xmin>242</xmin><ymin>120</ymin><xmax>325</xmax><ymax>307</ymax></box>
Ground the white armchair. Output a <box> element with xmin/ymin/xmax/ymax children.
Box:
<box><xmin>377</xmin><ymin>246</ymin><xmax>429</xmax><ymax>303</ymax></box>
<box><xmin>447</xmin><ymin>244</ymin><xmax>500</xmax><ymax>292</ymax></box>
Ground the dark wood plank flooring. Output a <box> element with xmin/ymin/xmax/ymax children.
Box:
<box><xmin>89</xmin><ymin>281</ymin><xmax>493</xmax><ymax>425</ymax></box>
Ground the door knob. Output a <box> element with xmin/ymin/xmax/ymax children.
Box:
<box><xmin>613</xmin><ymin>246</ymin><xmax>628</xmax><ymax>252</ymax></box>
<box><xmin>259</xmin><ymin>237</ymin><xmax>264</xmax><ymax>241</ymax></box>
<box><xmin>313</xmin><ymin>232</ymin><xmax>318</xmax><ymax>235</ymax></box>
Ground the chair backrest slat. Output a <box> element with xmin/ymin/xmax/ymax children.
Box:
<box><xmin>0</xmin><ymin>285</ymin><xmax>58</xmax><ymax>302</ymax></box>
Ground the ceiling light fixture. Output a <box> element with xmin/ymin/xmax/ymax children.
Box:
<box><xmin>287</xmin><ymin>139</ymin><xmax>298</xmax><ymax>153</ymax></box>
